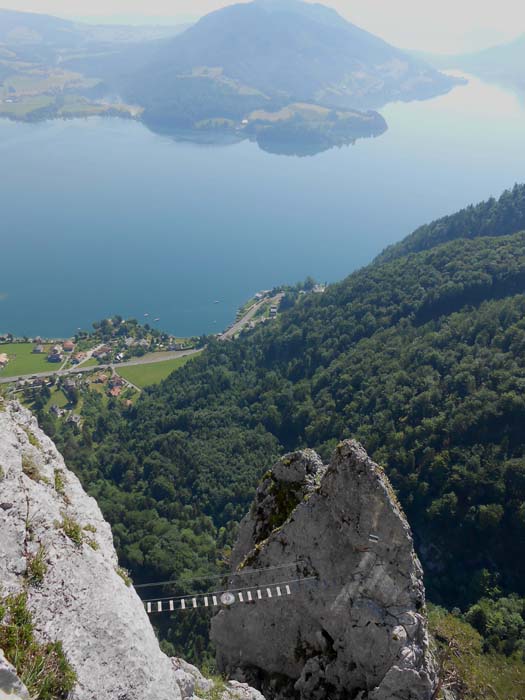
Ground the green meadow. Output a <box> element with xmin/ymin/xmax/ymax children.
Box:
<box><xmin>117</xmin><ymin>355</ymin><xmax>198</xmax><ymax>389</ymax></box>
<box><xmin>0</xmin><ymin>343</ymin><xmax>56</xmax><ymax>378</ymax></box>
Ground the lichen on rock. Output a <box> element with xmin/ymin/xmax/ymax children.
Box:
<box><xmin>211</xmin><ymin>440</ymin><xmax>438</xmax><ymax>700</ymax></box>
<box><xmin>236</xmin><ymin>450</ymin><xmax>326</xmax><ymax>569</ymax></box>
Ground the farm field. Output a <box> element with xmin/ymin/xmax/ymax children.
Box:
<box><xmin>0</xmin><ymin>343</ymin><xmax>55</xmax><ymax>378</ymax></box>
<box><xmin>0</xmin><ymin>94</ymin><xmax>54</xmax><ymax>117</ymax></box>
<box><xmin>117</xmin><ymin>355</ymin><xmax>197</xmax><ymax>388</ymax></box>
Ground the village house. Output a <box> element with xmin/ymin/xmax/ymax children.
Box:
<box><xmin>108</xmin><ymin>386</ymin><xmax>122</xmax><ymax>398</ymax></box>
<box><xmin>63</xmin><ymin>341</ymin><xmax>75</xmax><ymax>353</ymax></box>
<box><xmin>96</xmin><ymin>373</ymin><xmax>109</xmax><ymax>384</ymax></box>
<box><xmin>71</xmin><ymin>352</ymin><xmax>87</xmax><ymax>365</ymax></box>
<box><xmin>33</xmin><ymin>344</ymin><xmax>45</xmax><ymax>354</ymax></box>
<box><xmin>109</xmin><ymin>376</ymin><xmax>125</xmax><ymax>389</ymax></box>
<box><xmin>93</xmin><ymin>345</ymin><xmax>111</xmax><ymax>359</ymax></box>
<box><xmin>47</xmin><ymin>350</ymin><xmax>63</xmax><ymax>363</ymax></box>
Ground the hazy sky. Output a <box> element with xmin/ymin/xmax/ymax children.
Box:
<box><xmin>3</xmin><ymin>0</ymin><xmax>524</xmax><ymax>53</ymax></box>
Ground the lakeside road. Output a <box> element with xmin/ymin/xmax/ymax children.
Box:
<box><xmin>219</xmin><ymin>293</ymin><xmax>284</xmax><ymax>341</ymax></box>
<box><xmin>0</xmin><ymin>348</ymin><xmax>202</xmax><ymax>386</ymax></box>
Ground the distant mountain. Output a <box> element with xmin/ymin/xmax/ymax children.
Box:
<box><xmin>424</xmin><ymin>35</ymin><xmax>525</xmax><ymax>93</ymax></box>
<box><xmin>124</xmin><ymin>0</ymin><xmax>459</xmax><ymax>126</ymax></box>
<box><xmin>0</xmin><ymin>9</ymin><xmax>189</xmax><ymax>128</ymax></box>
<box><xmin>0</xmin><ymin>8</ymin><xmax>79</xmax><ymax>46</ymax></box>
<box><xmin>0</xmin><ymin>2</ymin><xmax>459</xmax><ymax>154</ymax></box>
<box><xmin>0</xmin><ymin>8</ymin><xmax>183</xmax><ymax>52</ymax></box>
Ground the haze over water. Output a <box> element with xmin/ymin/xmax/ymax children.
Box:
<box><xmin>1</xmin><ymin>73</ymin><xmax>525</xmax><ymax>338</ymax></box>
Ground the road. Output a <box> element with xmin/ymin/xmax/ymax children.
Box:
<box><xmin>74</xmin><ymin>343</ymin><xmax>105</xmax><ymax>368</ymax></box>
<box><xmin>219</xmin><ymin>294</ymin><xmax>283</xmax><ymax>340</ymax></box>
<box><xmin>0</xmin><ymin>348</ymin><xmax>202</xmax><ymax>386</ymax></box>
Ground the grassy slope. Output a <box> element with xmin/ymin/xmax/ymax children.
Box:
<box><xmin>429</xmin><ymin>606</ymin><xmax>525</xmax><ymax>699</ymax></box>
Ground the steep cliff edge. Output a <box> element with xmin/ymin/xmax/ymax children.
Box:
<box><xmin>0</xmin><ymin>401</ymin><xmax>182</xmax><ymax>699</ymax></box>
<box><xmin>211</xmin><ymin>441</ymin><xmax>437</xmax><ymax>700</ymax></box>
<box><xmin>0</xmin><ymin>400</ymin><xmax>265</xmax><ymax>700</ymax></box>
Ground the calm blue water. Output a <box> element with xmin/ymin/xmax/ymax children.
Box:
<box><xmin>1</xmin><ymin>74</ymin><xmax>525</xmax><ymax>338</ymax></box>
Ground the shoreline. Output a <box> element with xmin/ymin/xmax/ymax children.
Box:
<box><xmin>0</xmin><ymin>289</ymin><xmax>286</xmax><ymax>383</ymax></box>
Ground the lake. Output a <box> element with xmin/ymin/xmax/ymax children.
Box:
<box><xmin>1</xmin><ymin>73</ymin><xmax>525</xmax><ymax>338</ymax></box>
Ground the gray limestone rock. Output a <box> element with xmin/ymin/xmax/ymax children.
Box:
<box><xmin>172</xmin><ymin>657</ymin><xmax>215</xmax><ymax>699</ymax></box>
<box><xmin>223</xmin><ymin>680</ymin><xmax>267</xmax><ymax>700</ymax></box>
<box><xmin>171</xmin><ymin>658</ymin><xmax>265</xmax><ymax>700</ymax></box>
<box><xmin>0</xmin><ymin>401</ymin><xmax>181</xmax><ymax>700</ymax></box>
<box><xmin>211</xmin><ymin>440</ymin><xmax>438</xmax><ymax>700</ymax></box>
<box><xmin>0</xmin><ymin>648</ymin><xmax>30</xmax><ymax>700</ymax></box>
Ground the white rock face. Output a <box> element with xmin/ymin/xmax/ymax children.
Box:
<box><xmin>211</xmin><ymin>441</ymin><xmax>438</xmax><ymax>700</ymax></box>
<box><xmin>0</xmin><ymin>402</ymin><xmax>182</xmax><ymax>700</ymax></box>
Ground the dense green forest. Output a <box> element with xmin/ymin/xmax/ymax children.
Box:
<box><xmin>377</xmin><ymin>183</ymin><xmax>525</xmax><ymax>262</ymax></box>
<box><xmin>44</xmin><ymin>184</ymin><xmax>525</xmax><ymax>668</ymax></box>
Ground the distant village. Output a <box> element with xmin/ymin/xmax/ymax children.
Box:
<box><xmin>0</xmin><ymin>285</ymin><xmax>327</xmax><ymax>413</ymax></box>
<box><xmin>0</xmin><ymin>316</ymin><xmax>197</xmax><ymax>370</ymax></box>
<box><xmin>0</xmin><ymin>316</ymin><xmax>200</xmax><ymax>420</ymax></box>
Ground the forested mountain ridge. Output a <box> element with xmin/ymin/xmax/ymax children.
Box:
<box><xmin>47</xmin><ymin>185</ymin><xmax>525</xmax><ymax>663</ymax></box>
<box><xmin>376</xmin><ymin>183</ymin><xmax>525</xmax><ymax>263</ymax></box>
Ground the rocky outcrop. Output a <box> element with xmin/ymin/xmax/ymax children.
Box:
<box><xmin>0</xmin><ymin>400</ymin><xmax>265</xmax><ymax>700</ymax></box>
<box><xmin>172</xmin><ymin>658</ymin><xmax>266</xmax><ymax>700</ymax></box>
<box><xmin>0</xmin><ymin>401</ymin><xmax>182</xmax><ymax>700</ymax></box>
<box><xmin>211</xmin><ymin>441</ymin><xmax>437</xmax><ymax>700</ymax></box>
